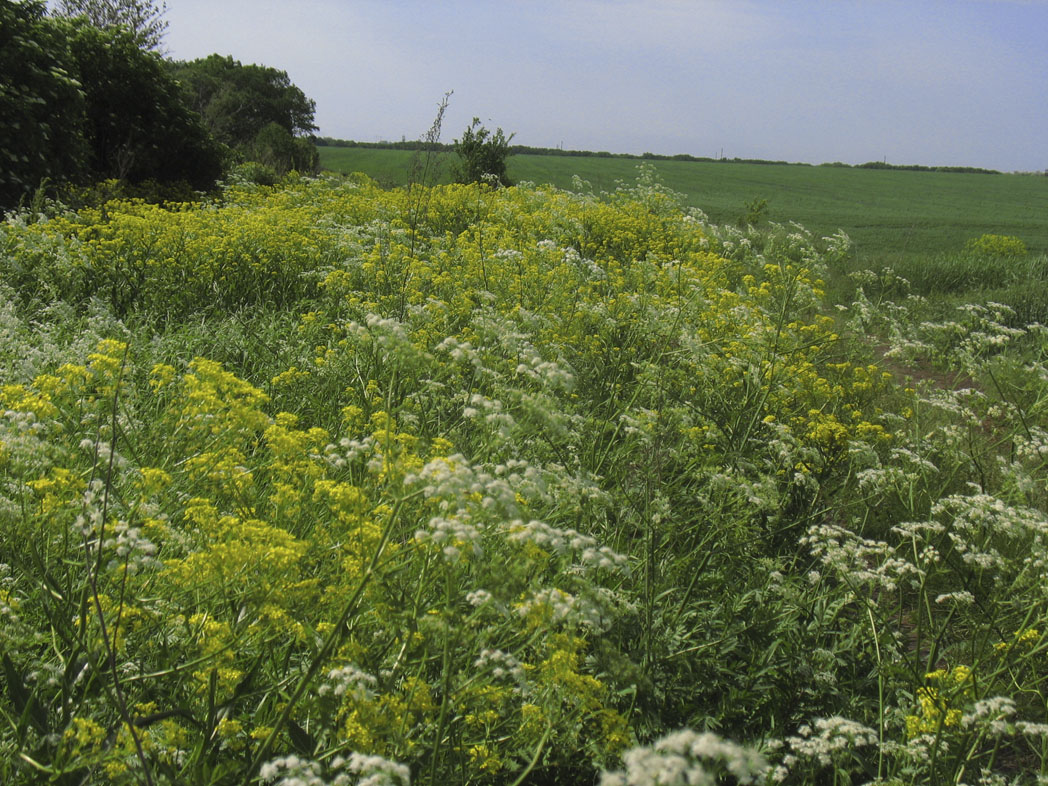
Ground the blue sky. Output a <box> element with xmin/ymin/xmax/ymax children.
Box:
<box><xmin>162</xmin><ymin>0</ymin><xmax>1048</xmax><ymax>171</ymax></box>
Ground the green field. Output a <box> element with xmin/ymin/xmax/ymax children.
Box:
<box><xmin>319</xmin><ymin>145</ymin><xmax>1048</xmax><ymax>264</ymax></box>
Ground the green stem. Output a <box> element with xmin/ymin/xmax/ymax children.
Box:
<box><xmin>242</xmin><ymin>488</ymin><xmax>423</xmax><ymax>784</ymax></box>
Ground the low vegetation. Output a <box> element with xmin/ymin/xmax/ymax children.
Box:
<box><xmin>318</xmin><ymin>145</ymin><xmax>1048</xmax><ymax>265</ymax></box>
<box><xmin>1</xmin><ymin>167</ymin><xmax>1047</xmax><ymax>784</ymax></box>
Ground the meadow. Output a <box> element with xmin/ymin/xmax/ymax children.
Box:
<box><xmin>322</xmin><ymin>145</ymin><xmax>1048</xmax><ymax>325</ymax></box>
<box><xmin>318</xmin><ymin>145</ymin><xmax>1048</xmax><ymax>259</ymax></box>
<box><xmin>1</xmin><ymin>166</ymin><xmax>1048</xmax><ymax>785</ymax></box>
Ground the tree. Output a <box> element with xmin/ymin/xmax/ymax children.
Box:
<box><xmin>167</xmin><ymin>55</ymin><xmax>317</xmax><ymax>151</ymax></box>
<box><xmin>66</xmin><ymin>20</ymin><xmax>223</xmax><ymax>188</ymax></box>
<box><xmin>53</xmin><ymin>0</ymin><xmax>169</xmax><ymax>52</ymax></box>
<box><xmin>454</xmin><ymin>118</ymin><xmax>514</xmax><ymax>186</ymax></box>
<box><xmin>248</xmin><ymin>122</ymin><xmax>319</xmax><ymax>175</ymax></box>
<box><xmin>0</xmin><ymin>2</ymin><xmax>222</xmax><ymax>209</ymax></box>
<box><xmin>1</xmin><ymin>0</ymin><xmax>87</xmax><ymax>206</ymax></box>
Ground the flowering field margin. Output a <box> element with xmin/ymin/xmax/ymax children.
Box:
<box><xmin>0</xmin><ymin>171</ymin><xmax>1046</xmax><ymax>784</ymax></box>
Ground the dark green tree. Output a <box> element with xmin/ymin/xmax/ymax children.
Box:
<box><xmin>454</xmin><ymin>118</ymin><xmax>514</xmax><ymax>186</ymax></box>
<box><xmin>53</xmin><ymin>0</ymin><xmax>169</xmax><ymax>52</ymax></box>
<box><xmin>67</xmin><ymin>21</ymin><xmax>223</xmax><ymax>188</ymax></box>
<box><xmin>0</xmin><ymin>0</ymin><xmax>87</xmax><ymax>207</ymax></box>
<box><xmin>0</xmin><ymin>2</ymin><xmax>222</xmax><ymax>209</ymax></box>
<box><xmin>249</xmin><ymin>122</ymin><xmax>319</xmax><ymax>175</ymax></box>
<box><xmin>167</xmin><ymin>55</ymin><xmax>317</xmax><ymax>151</ymax></box>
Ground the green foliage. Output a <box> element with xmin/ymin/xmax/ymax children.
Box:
<box><xmin>454</xmin><ymin>117</ymin><xmax>514</xmax><ymax>186</ymax></box>
<box><xmin>319</xmin><ymin>146</ymin><xmax>1048</xmax><ymax>258</ymax></box>
<box><xmin>65</xmin><ymin>20</ymin><xmax>223</xmax><ymax>188</ymax></box>
<box><xmin>0</xmin><ymin>2</ymin><xmax>221</xmax><ymax>208</ymax></box>
<box><xmin>1</xmin><ymin>171</ymin><xmax>1047</xmax><ymax>784</ymax></box>
<box><xmin>53</xmin><ymin>0</ymin><xmax>169</xmax><ymax>52</ymax></box>
<box><xmin>167</xmin><ymin>54</ymin><xmax>317</xmax><ymax>152</ymax></box>
<box><xmin>0</xmin><ymin>0</ymin><xmax>88</xmax><ymax>207</ymax></box>
<box><xmin>231</xmin><ymin>161</ymin><xmax>280</xmax><ymax>187</ymax></box>
<box><xmin>249</xmin><ymin>122</ymin><xmax>320</xmax><ymax>175</ymax></box>
<box><xmin>736</xmin><ymin>195</ymin><xmax>768</xmax><ymax>227</ymax></box>
<box><xmin>964</xmin><ymin>232</ymin><xmax>1028</xmax><ymax>258</ymax></box>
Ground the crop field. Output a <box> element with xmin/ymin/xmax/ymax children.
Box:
<box><xmin>2</xmin><ymin>171</ymin><xmax>1048</xmax><ymax>785</ymax></box>
<box><xmin>319</xmin><ymin>145</ymin><xmax>1048</xmax><ymax>262</ymax></box>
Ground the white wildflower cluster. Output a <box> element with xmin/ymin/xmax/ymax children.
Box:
<box><xmin>492</xmin><ymin>246</ymin><xmax>525</xmax><ymax>265</ymax></box>
<box><xmin>956</xmin><ymin>302</ymin><xmax>1025</xmax><ymax>355</ymax></box>
<box><xmin>889</xmin><ymin>520</ymin><xmax>946</xmax><ymax>571</ymax></box>
<box><xmin>260</xmin><ymin>752</ymin><xmax>409</xmax><ymax>786</ymax></box>
<box><xmin>513</xmin><ymin>353</ymin><xmax>574</xmax><ymax>391</ymax></box>
<box><xmin>888</xmin><ymin>446</ymin><xmax>939</xmax><ymax>474</ymax></box>
<box><xmin>0</xmin><ymin>280</ymin><xmax>120</xmax><ymax>381</ymax></box>
<box><xmin>923</xmin><ymin>389</ymin><xmax>989</xmax><ymax>433</ymax></box>
<box><xmin>408</xmin><ymin>454</ymin><xmax>522</xmax><ymax>517</ymax></box>
<box><xmin>74</xmin><ymin>479</ymin><xmax>107</xmax><ymax>538</ymax></box>
<box><xmin>462</xmin><ymin>393</ymin><xmax>515</xmax><ymax>437</ymax></box>
<box><xmin>802</xmin><ymin>522</ymin><xmax>921</xmax><ymax>593</ymax></box>
<box><xmin>820</xmin><ymin>230</ymin><xmax>852</xmax><ymax>265</ymax></box>
<box><xmin>318</xmin><ymin>664</ymin><xmax>377</xmax><ymax>703</ymax></box>
<box><xmin>618</xmin><ymin>408</ymin><xmax>656</xmax><ymax>444</ymax></box>
<box><xmin>516</xmin><ymin>587</ymin><xmax>609</xmax><ymax>631</ymax></box>
<box><xmin>856</xmin><ymin>450</ymin><xmax>937</xmax><ymax>500</ymax></box>
<box><xmin>601</xmin><ymin>728</ymin><xmax>767</xmax><ymax>786</ymax></box>
<box><xmin>322</xmin><ymin>435</ymin><xmax>378</xmax><ymax>471</ymax></box>
<box><xmin>0</xmin><ymin>564</ymin><xmax>18</xmax><ymax>630</ymax></box>
<box><xmin>807</xmin><ymin>648</ymin><xmax>840</xmax><ymax>688</ymax></box>
<box><xmin>883</xmin><ymin>333</ymin><xmax>935</xmax><ymax>364</ymax></box>
<box><xmin>910</xmin><ymin>302</ymin><xmax>1028</xmax><ymax>374</ymax></box>
<box><xmin>934</xmin><ymin>590</ymin><xmax>976</xmax><ymax>605</ymax></box>
<box><xmin>1016</xmin><ymin>721</ymin><xmax>1048</xmax><ymax>738</ymax></box>
<box><xmin>25</xmin><ymin>659</ymin><xmax>64</xmax><ymax>691</ymax></box>
<box><xmin>932</xmin><ymin>493</ymin><xmax>1048</xmax><ymax>578</ymax></box>
<box><xmin>1015</xmin><ymin>426</ymin><xmax>1048</xmax><ymax>463</ymax></box>
<box><xmin>342</xmin><ymin>313</ymin><xmax>429</xmax><ymax>370</ymax></box>
<box><xmin>358</xmin><ymin>313</ymin><xmax>409</xmax><ymax>349</ymax></box>
<box><xmin>435</xmin><ymin>336</ymin><xmax>483</xmax><ymax>371</ymax></box>
<box><xmin>772</xmin><ymin>716</ymin><xmax>878</xmax><ymax>777</ymax></box>
<box><xmin>1</xmin><ymin>408</ymin><xmax>53</xmax><ymax>477</ymax></box>
<box><xmin>504</xmin><ymin>519</ymin><xmax>628</xmax><ymax>574</ymax></box>
<box><xmin>413</xmin><ymin>513</ymin><xmax>483</xmax><ymax>564</ymax></box>
<box><xmin>473</xmin><ymin>648</ymin><xmax>525</xmax><ymax>683</ymax></box>
<box><xmin>78</xmin><ymin>437</ymin><xmax>130</xmax><ymax>472</ymax></box>
<box><xmin>102</xmin><ymin>518</ymin><xmax>157</xmax><ymax>573</ymax></box>
<box><xmin>700</xmin><ymin>471</ymin><xmax>783</xmax><ymax>518</ymax></box>
<box><xmin>465</xmin><ymin>588</ymin><xmax>493</xmax><ymax>607</ymax></box>
<box><xmin>962</xmin><ymin>696</ymin><xmax>1016</xmax><ymax>734</ymax></box>
<box><xmin>562</xmin><ymin>244</ymin><xmax>607</xmax><ymax>281</ymax></box>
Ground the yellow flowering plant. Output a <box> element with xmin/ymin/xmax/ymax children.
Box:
<box><xmin>0</xmin><ymin>169</ymin><xmax>1045</xmax><ymax>785</ymax></box>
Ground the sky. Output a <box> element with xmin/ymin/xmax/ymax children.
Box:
<box><xmin>160</xmin><ymin>0</ymin><xmax>1048</xmax><ymax>172</ymax></box>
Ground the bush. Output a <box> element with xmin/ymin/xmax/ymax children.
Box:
<box><xmin>964</xmin><ymin>233</ymin><xmax>1027</xmax><ymax>258</ymax></box>
<box><xmin>454</xmin><ymin>117</ymin><xmax>514</xmax><ymax>186</ymax></box>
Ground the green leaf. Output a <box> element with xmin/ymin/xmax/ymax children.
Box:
<box><xmin>1</xmin><ymin>651</ymin><xmax>48</xmax><ymax>737</ymax></box>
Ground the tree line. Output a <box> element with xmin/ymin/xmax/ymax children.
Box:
<box><xmin>1</xmin><ymin>0</ymin><xmax>320</xmax><ymax>210</ymax></box>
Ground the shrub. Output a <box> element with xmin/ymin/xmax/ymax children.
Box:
<box><xmin>453</xmin><ymin>117</ymin><xmax>514</xmax><ymax>186</ymax></box>
<box><xmin>964</xmin><ymin>233</ymin><xmax>1027</xmax><ymax>258</ymax></box>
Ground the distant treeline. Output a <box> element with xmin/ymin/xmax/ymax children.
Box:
<box><xmin>315</xmin><ymin>137</ymin><xmax>1003</xmax><ymax>174</ymax></box>
<box><xmin>823</xmin><ymin>160</ymin><xmax>1001</xmax><ymax>175</ymax></box>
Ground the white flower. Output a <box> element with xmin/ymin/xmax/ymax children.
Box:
<box><xmin>601</xmin><ymin>728</ymin><xmax>767</xmax><ymax>786</ymax></box>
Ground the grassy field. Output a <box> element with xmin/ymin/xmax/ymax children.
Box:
<box><xmin>318</xmin><ymin>145</ymin><xmax>1048</xmax><ymax>263</ymax></box>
